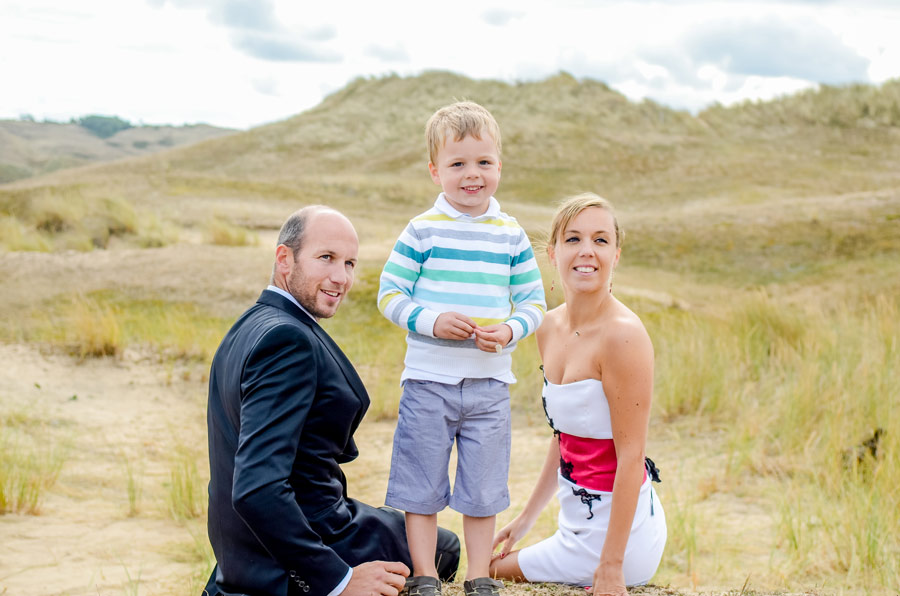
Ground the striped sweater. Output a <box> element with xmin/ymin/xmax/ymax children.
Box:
<box><xmin>378</xmin><ymin>194</ymin><xmax>546</xmax><ymax>381</ymax></box>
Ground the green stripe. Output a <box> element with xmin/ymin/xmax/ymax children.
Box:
<box><xmin>384</xmin><ymin>261</ymin><xmax>419</xmax><ymax>282</ymax></box>
<box><xmin>510</xmin><ymin>269</ymin><xmax>542</xmax><ymax>285</ymax></box>
<box><xmin>419</xmin><ymin>267</ymin><xmax>509</xmax><ymax>286</ymax></box>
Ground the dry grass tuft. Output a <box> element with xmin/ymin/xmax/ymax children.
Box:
<box><xmin>205</xmin><ymin>217</ymin><xmax>259</xmax><ymax>246</ymax></box>
<box><xmin>0</xmin><ymin>407</ymin><xmax>68</xmax><ymax>514</ymax></box>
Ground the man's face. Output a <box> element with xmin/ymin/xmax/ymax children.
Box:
<box><xmin>285</xmin><ymin>211</ymin><xmax>358</xmax><ymax>319</ymax></box>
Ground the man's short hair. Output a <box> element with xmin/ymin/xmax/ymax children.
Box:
<box><xmin>277</xmin><ymin>205</ymin><xmax>334</xmax><ymax>257</ymax></box>
<box><xmin>425</xmin><ymin>101</ymin><xmax>501</xmax><ymax>165</ymax></box>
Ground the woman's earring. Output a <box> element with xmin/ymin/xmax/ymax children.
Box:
<box><xmin>550</xmin><ymin>279</ymin><xmax>555</xmax><ymax>292</ymax></box>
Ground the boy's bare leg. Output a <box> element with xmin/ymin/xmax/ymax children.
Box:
<box><xmin>463</xmin><ymin>514</ymin><xmax>496</xmax><ymax>579</ymax></box>
<box><xmin>406</xmin><ymin>512</ymin><xmax>439</xmax><ymax>577</ymax></box>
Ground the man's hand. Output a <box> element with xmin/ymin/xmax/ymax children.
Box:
<box><xmin>434</xmin><ymin>312</ymin><xmax>477</xmax><ymax>340</ymax></box>
<box><xmin>473</xmin><ymin>324</ymin><xmax>513</xmax><ymax>353</ymax></box>
<box><xmin>341</xmin><ymin>561</ymin><xmax>410</xmax><ymax>596</ymax></box>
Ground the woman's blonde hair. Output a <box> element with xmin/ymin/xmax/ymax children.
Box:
<box><xmin>547</xmin><ymin>192</ymin><xmax>623</xmax><ymax>251</ymax></box>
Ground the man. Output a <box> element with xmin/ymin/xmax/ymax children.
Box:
<box><xmin>205</xmin><ymin>206</ymin><xmax>460</xmax><ymax>596</ymax></box>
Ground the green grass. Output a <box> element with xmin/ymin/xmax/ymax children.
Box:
<box><xmin>166</xmin><ymin>442</ymin><xmax>205</xmax><ymax>521</ymax></box>
<box><xmin>1</xmin><ymin>291</ymin><xmax>232</xmax><ymax>362</ymax></box>
<box><xmin>205</xmin><ymin>217</ymin><xmax>258</xmax><ymax>246</ymax></box>
<box><xmin>0</xmin><ymin>186</ymin><xmax>140</xmax><ymax>250</ymax></box>
<box><xmin>644</xmin><ymin>289</ymin><xmax>900</xmax><ymax>591</ymax></box>
<box><xmin>0</xmin><ymin>407</ymin><xmax>69</xmax><ymax>514</ymax></box>
<box><xmin>123</xmin><ymin>452</ymin><xmax>144</xmax><ymax>517</ymax></box>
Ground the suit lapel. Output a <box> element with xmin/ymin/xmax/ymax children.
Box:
<box><xmin>256</xmin><ymin>290</ymin><xmax>370</xmax><ymax>410</ymax></box>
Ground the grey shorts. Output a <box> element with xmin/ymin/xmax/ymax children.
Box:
<box><xmin>385</xmin><ymin>378</ymin><xmax>511</xmax><ymax>517</ymax></box>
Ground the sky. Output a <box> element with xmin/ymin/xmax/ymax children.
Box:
<box><xmin>1</xmin><ymin>0</ymin><xmax>899</xmax><ymax>130</ymax></box>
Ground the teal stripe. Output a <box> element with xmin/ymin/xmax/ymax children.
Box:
<box><xmin>407</xmin><ymin>306</ymin><xmax>424</xmax><ymax>331</ymax></box>
<box><xmin>510</xmin><ymin>246</ymin><xmax>535</xmax><ymax>267</ymax></box>
<box><xmin>420</xmin><ymin>267</ymin><xmax>509</xmax><ymax>286</ymax></box>
<box><xmin>510</xmin><ymin>269</ymin><xmax>542</xmax><ymax>285</ymax></box>
<box><xmin>384</xmin><ymin>261</ymin><xmax>418</xmax><ymax>282</ymax></box>
<box><xmin>431</xmin><ymin>246</ymin><xmax>511</xmax><ymax>265</ymax></box>
<box><xmin>394</xmin><ymin>240</ymin><xmax>427</xmax><ymax>264</ymax></box>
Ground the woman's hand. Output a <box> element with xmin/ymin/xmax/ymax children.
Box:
<box><xmin>591</xmin><ymin>561</ymin><xmax>627</xmax><ymax>596</ymax></box>
<box><xmin>491</xmin><ymin>514</ymin><xmax>533</xmax><ymax>561</ymax></box>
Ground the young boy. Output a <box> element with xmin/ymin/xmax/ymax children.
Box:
<box><xmin>377</xmin><ymin>101</ymin><xmax>546</xmax><ymax>596</ymax></box>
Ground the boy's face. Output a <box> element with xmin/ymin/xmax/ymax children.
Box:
<box><xmin>428</xmin><ymin>132</ymin><xmax>501</xmax><ymax>216</ymax></box>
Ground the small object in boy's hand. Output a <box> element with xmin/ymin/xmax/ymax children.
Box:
<box><xmin>495</xmin><ymin>343</ymin><xmax>503</xmax><ymax>353</ymax></box>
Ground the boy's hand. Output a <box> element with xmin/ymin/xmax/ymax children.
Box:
<box><xmin>434</xmin><ymin>312</ymin><xmax>477</xmax><ymax>340</ymax></box>
<box><xmin>473</xmin><ymin>324</ymin><xmax>513</xmax><ymax>353</ymax></box>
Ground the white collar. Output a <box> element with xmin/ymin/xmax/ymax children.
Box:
<box><xmin>433</xmin><ymin>192</ymin><xmax>501</xmax><ymax>220</ymax></box>
<box><xmin>266</xmin><ymin>285</ymin><xmax>317</xmax><ymax>321</ymax></box>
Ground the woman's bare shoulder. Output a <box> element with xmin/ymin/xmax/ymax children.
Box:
<box><xmin>537</xmin><ymin>304</ymin><xmax>565</xmax><ymax>338</ymax></box>
<box><xmin>600</xmin><ymin>301</ymin><xmax>652</xmax><ymax>355</ymax></box>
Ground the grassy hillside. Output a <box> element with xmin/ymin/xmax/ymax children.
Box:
<box><xmin>2</xmin><ymin>72</ymin><xmax>898</xmax><ymax>291</ymax></box>
<box><xmin>0</xmin><ymin>119</ymin><xmax>235</xmax><ymax>183</ymax></box>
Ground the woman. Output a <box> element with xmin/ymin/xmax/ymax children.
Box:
<box><xmin>490</xmin><ymin>193</ymin><xmax>666</xmax><ymax>595</ymax></box>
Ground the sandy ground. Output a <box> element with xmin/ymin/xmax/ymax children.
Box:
<box><xmin>0</xmin><ymin>245</ymin><xmax>795</xmax><ymax>596</ymax></box>
<box><xmin>0</xmin><ymin>338</ymin><xmax>786</xmax><ymax>596</ymax></box>
<box><xmin>0</xmin><ymin>342</ymin><xmax>211</xmax><ymax>595</ymax></box>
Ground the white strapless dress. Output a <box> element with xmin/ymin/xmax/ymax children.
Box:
<box><xmin>517</xmin><ymin>378</ymin><xmax>667</xmax><ymax>587</ymax></box>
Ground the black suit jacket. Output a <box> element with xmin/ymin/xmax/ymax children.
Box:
<box><xmin>207</xmin><ymin>290</ymin><xmax>378</xmax><ymax>596</ymax></box>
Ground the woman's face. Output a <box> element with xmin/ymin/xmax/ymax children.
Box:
<box><xmin>549</xmin><ymin>207</ymin><xmax>620</xmax><ymax>295</ymax></box>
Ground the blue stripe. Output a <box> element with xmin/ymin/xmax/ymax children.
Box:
<box><xmin>414</xmin><ymin>288</ymin><xmax>511</xmax><ymax>308</ymax></box>
<box><xmin>407</xmin><ymin>306</ymin><xmax>424</xmax><ymax>332</ymax></box>
<box><xmin>512</xmin><ymin>288</ymin><xmax>545</xmax><ymax>303</ymax></box>
<box><xmin>430</xmin><ymin>246</ymin><xmax>512</xmax><ymax>266</ymax></box>
<box><xmin>509</xmin><ymin>316</ymin><xmax>529</xmax><ymax>336</ymax></box>
<box><xmin>380</xmin><ymin>279</ymin><xmax>408</xmax><ymax>297</ymax></box>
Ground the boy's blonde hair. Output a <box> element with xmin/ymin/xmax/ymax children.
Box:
<box><xmin>425</xmin><ymin>101</ymin><xmax>501</xmax><ymax>165</ymax></box>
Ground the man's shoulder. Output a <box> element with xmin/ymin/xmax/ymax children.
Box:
<box><xmin>232</xmin><ymin>301</ymin><xmax>317</xmax><ymax>349</ymax></box>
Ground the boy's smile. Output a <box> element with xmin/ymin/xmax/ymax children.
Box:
<box><xmin>428</xmin><ymin>132</ymin><xmax>501</xmax><ymax>216</ymax></box>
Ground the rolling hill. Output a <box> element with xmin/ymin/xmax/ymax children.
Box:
<box><xmin>2</xmin><ymin>71</ymin><xmax>899</xmax><ymax>293</ymax></box>
<box><xmin>0</xmin><ymin>118</ymin><xmax>235</xmax><ymax>183</ymax></box>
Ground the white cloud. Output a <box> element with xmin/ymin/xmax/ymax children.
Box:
<box><xmin>683</xmin><ymin>16</ymin><xmax>870</xmax><ymax>83</ymax></box>
<box><xmin>0</xmin><ymin>0</ymin><xmax>898</xmax><ymax>129</ymax></box>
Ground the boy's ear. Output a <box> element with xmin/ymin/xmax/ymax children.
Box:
<box><xmin>428</xmin><ymin>161</ymin><xmax>441</xmax><ymax>185</ymax></box>
<box><xmin>497</xmin><ymin>159</ymin><xmax>502</xmax><ymax>178</ymax></box>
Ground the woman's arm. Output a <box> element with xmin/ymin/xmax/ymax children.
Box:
<box><xmin>492</xmin><ymin>435</ymin><xmax>560</xmax><ymax>558</ymax></box>
<box><xmin>593</xmin><ymin>317</ymin><xmax>654</xmax><ymax>596</ymax></box>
